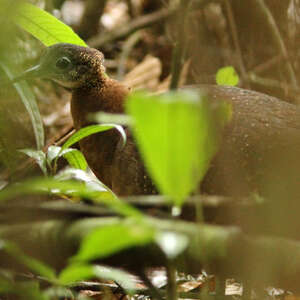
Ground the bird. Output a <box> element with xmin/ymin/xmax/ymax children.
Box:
<box><xmin>14</xmin><ymin>43</ymin><xmax>300</xmax><ymax>204</ymax></box>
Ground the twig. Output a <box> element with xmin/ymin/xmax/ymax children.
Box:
<box><xmin>169</xmin><ymin>0</ymin><xmax>192</xmax><ymax>90</ymax></box>
<box><xmin>224</xmin><ymin>0</ymin><xmax>249</xmax><ymax>88</ymax></box>
<box><xmin>77</xmin><ymin>0</ymin><xmax>107</xmax><ymax>40</ymax></box>
<box><xmin>251</xmin><ymin>54</ymin><xmax>284</xmax><ymax>75</ymax></box>
<box><xmin>254</xmin><ymin>0</ymin><xmax>298</xmax><ymax>88</ymax></box>
<box><xmin>248</xmin><ymin>72</ymin><xmax>300</xmax><ymax>96</ymax></box>
<box><xmin>117</xmin><ymin>31</ymin><xmax>142</xmax><ymax>81</ymax></box>
<box><xmin>88</xmin><ymin>8</ymin><xmax>175</xmax><ymax>48</ymax></box>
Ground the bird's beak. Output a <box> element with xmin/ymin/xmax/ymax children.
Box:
<box><xmin>11</xmin><ymin>64</ymin><xmax>43</xmax><ymax>84</ymax></box>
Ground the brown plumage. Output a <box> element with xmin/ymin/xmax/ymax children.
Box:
<box><xmin>16</xmin><ymin>43</ymin><xmax>300</xmax><ymax>201</ymax></box>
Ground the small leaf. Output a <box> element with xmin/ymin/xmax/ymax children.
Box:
<box><xmin>15</xmin><ymin>3</ymin><xmax>86</xmax><ymax>47</ymax></box>
<box><xmin>73</xmin><ymin>222</ymin><xmax>155</xmax><ymax>262</ymax></box>
<box><xmin>48</xmin><ymin>145</ymin><xmax>87</xmax><ymax>171</ymax></box>
<box><xmin>216</xmin><ymin>66</ymin><xmax>239</xmax><ymax>86</ymax></box>
<box><xmin>19</xmin><ymin>149</ymin><xmax>47</xmax><ymax>175</ymax></box>
<box><xmin>0</xmin><ymin>63</ymin><xmax>44</xmax><ymax>150</ymax></box>
<box><xmin>63</xmin><ymin>150</ymin><xmax>87</xmax><ymax>171</ymax></box>
<box><xmin>47</xmin><ymin>145</ymin><xmax>62</xmax><ymax>164</ymax></box>
<box><xmin>62</xmin><ymin>124</ymin><xmax>126</xmax><ymax>150</ymax></box>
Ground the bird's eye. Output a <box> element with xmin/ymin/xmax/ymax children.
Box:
<box><xmin>55</xmin><ymin>57</ymin><xmax>71</xmax><ymax>70</ymax></box>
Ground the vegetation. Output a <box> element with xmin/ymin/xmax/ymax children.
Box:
<box><xmin>0</xmin><ymin>0</ymin><xmax>299</xmax><ymax>299</ymax></box>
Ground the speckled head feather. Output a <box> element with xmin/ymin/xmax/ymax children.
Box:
<box><xmin>20</xmin><ymin>43</ymin><xmax>107</xmax><ymax>89</ymax></box>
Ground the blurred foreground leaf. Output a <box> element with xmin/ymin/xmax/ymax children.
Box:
<box><xmin>126</xmin><ymin>90</ymin><xmax>230</xmax><ymax>206</ymax></box>
<box><xmin>0</xmin><ymin>240</ymin><xmax>56</xmax><ymax>280</ymax></box>
<box><xmin>59</xmin><ymin>264</ymin><xmax>136</xmax><ymax>292</ymax></box>
<box><xmin>15</xmin><ymin>3</ymin><xmax>86</xmax><ymax>47</ymax></box>
<box><xmin>72</xmin><ymin>222</ymin><xmax>155</xmax><ymax>261</ymax></box>
<box><xmin>0</xmin><ymin>177</ymin><xmax>142</xmax><ymax>218</ymax></box>
<box><xmin>0</xmin><ymin>63</ymin><xmax>44</xmax><ymax>150</ymax></box>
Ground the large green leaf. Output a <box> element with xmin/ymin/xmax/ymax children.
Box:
<box><xmin>15</xmin><ymin>3</ymin><xmax>86</xmax><ymax>47</ymax></box>
<box><xmin>126</xmin><ymin>90</ymin><xmax>230</xmax><ymax>206</ymax></box>
<box><xmin>0</xmin><ymin>63</ymin><xmax>45</xmax><ymax>150</ymax></box>
<box><xmin>72</xmin><ymin>222</ymin><xmax>155</xmax><ymax>262</ymax></box>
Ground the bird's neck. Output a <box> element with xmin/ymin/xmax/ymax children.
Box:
<box><xmin>70</xmin><ymin>78</ymin><xmax>130</xmax><ymax>188</ymax></box>
<box><xmin>71</xmin><ymin>78</ymin><xmax>129</xmax><ymax>128</ymax></box>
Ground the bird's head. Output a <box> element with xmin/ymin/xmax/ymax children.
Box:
<box><xmin>14</xmin><ymin>43</ymin><xmax>107</xmax><ymax>89</ymax></box>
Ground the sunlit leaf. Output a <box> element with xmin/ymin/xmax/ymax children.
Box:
<box><xmin>62</xmin><ymin>124</ymin><xmax>126</xmax><ymax>150</ymax></box>
<box><xmin>0</xmin><ymin>177</ymin><xmax>142</xmax><ymax>218</ymax></box>
<box><xmin>15</xmin><ymin>3</ymin><xmax>86</xmax><ymax>47</ymax></box>
<box><xmin>216</xmin><ymin>66</ymin><xmax>239</xmax><ymax>86</ymax></box>
<box><xmin>47</xmin><ymin>145</ymin><xmax>62</xmax><ymax>164</ymax></box>
<box><xmin>73</xmin><ymin>222</ymin><xmax>155</xmax><ymax>262</ymax></box>
<box><xmin>59</xmin><ymin>264</ymin><xmax>136</xmax><ymax>292</ymax></box>
<box><xmin>126</xmin><ymin>90</ymin><xmax>226</xmax><ymax>206</ymax></box>
<box><xmin>48</xmin><ymin>145</ymin><xmax>87</xmax><ymax>171</ymax></box>
<box><xmin>19</xmin><ymin>149</ymin><xmax>47</xmax><ymax>175</ymax></box>
<box><xmin>63</xmin><ymin>150</ymin><xmax>87</xmax><ymax>171</ymax></box>
<box><xmin>54</xmin><ymin>168</ymin><xmax>107</xmax><ymax>191</ymax></box>
<box><xmin>0</xmin><ymin>240</ymin><xmax>56</xmax><ymax>280</ymax></box>
<box><xmin>0</xmin><ymin>63</ymin><xmax>44</xmax><ymax>150</ymax></box>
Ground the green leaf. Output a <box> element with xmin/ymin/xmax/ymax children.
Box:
<box><xmin>47</xmin><ymin>145</ymin><xmax>62</xmax><ymax>164</ymax></box>
<box><xmin>126</xmin><ymin>90</ymin><xmax>222</xmax><ymax>206</ymax></box>
<box><xmin>0</xmin><ymin>63</ymin><xmax>44</xmax><ymax>150</ymax></box>
<box><xmin>0</xmin><ymin>240</ymin><xmax>56</xmax><ymax>280</ymax></box>
<box><xmin>48</xmin><ymin>145</ymin><xmax>88</xmax><ymax>171</ymax></box>
<box><xmin>59</xmin><ymin>264</ymin><xmax>136</xmax><ymax>292</ymax></box>
<box><xmin>15</xmin><ymin>3</ymin><xmax>86</xmax><ymax>47</ymax></box>
<box><xmin>19</xmin><ymin>149</ymin><xmax>47</xmax><ymax>175</ymax></box>
<box><xmin>59</xmin><ymin>264</ymin><xmax>94</xmax><ymax>285</ymax></box>
<box><xmin>62</xmin><ymin>124</ymin><xmax>126</xmax><ymax>150</ymax></box>
<box><xmin>93</xmin><ymin>265</ymin><xmax>136</xmax><ymax>293</ymax></box>
<box><xmin>73</xmin><ymin>222</ymin><xmax>154</xmax><ymax>262</ymax></box>
<box><xmin>63</xmin><ymin>150</ymin><xmax>88</xmax><ymax>171</ymax></box>
<box><xmin>0</xmin><ymin>177</ymin><xmax>142</xmax><ymax>218</ymax></box>
<box><xmin>216</xmin><ymin>66</ymin><xmax>239</xmax><ymax>86</ymax></box>
<box><xmin>54</xmin><ymin>168</ymin><xmax>108</xmax><ymax>192</ymax></box>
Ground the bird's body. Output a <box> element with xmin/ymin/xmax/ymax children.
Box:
<box><xmin>16</xmin><ymin>43</ymin><xmax>300</xmax><ymax>200</ymax></box>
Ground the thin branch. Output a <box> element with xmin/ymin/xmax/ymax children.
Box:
<box><xmin>254</xmin><ymin>0</ymin><xmax>298</xmax><ymax>88</ymax></box>
<box><xmin>88</xmin><ymin>8</ymin><xmax>175</xmax><ymax>48</ymax></box>
<box><xmin>169</xmin><ymin>0</ymin><xmax>192</xmax><ymax>90</ymax></box>
<box><xmin>224</xmin><ymin>0</ymin><xmax>249</xmax><ymax>88</ymax></box>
